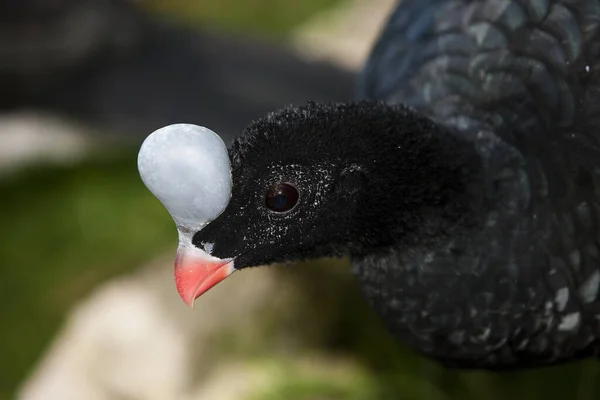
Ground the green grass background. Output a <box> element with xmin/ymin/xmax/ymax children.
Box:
<box><xmin>146</xmin><ymin>0</ymin><xmax>343</xmax><ymax>37</ymax></box>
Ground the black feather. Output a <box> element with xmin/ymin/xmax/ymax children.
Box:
<box><xmin>193</xmin><ymin>0</ymin><xmax>600</xmax><ymax>369</ymax></box>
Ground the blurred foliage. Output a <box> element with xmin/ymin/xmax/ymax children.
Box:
<box><xmin>0</xmin><ymin>149</ymin><xmax>175</xmax><ymax>398</ymax></box>
<box><xmin>253</xmin><ymin>356</ymin><xmax>379</xmax><ymax>400</ymax></box>
<box><xmin>144</xmin><ymin>0</ymin><xmax>343</xmax><ymax>37</ymax></box>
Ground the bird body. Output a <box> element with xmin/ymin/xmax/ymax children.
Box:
<box><xmin>139</xmin><ymin>0</ymin><xmax>600</xmax><ymax>369</ymax></box>
<box><xmin>353</xmin><ymin>0</ymin><xmax>600</xmax><ymax>368</ymax></box>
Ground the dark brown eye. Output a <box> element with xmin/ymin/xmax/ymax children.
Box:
<box><xmin>265</xmin><ymin>182</ymin><xmax>299</xmax><ymax>213</ymax></box>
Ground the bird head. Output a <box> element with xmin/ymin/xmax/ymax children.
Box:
<box><xmin>136</xmin><ymin>103</ymin><xmax>385</xmax><ymax>306</ymax></box>
<box><xmin>137</xmin><ymin>102</ymin><xmax>457</xmax><ymax>307</ymax></box>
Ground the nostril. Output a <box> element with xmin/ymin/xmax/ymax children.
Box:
<box><xmin>203</xmin><ymin>242</ymin><xmax>215</xmax><ymax>254</ymax></box>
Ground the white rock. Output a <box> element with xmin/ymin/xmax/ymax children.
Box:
<box><xmin>17</xmin><ymin>272</ymin><xmax>191</xmax><ymax>400</ymax></box>
<box><xmin>17</xmin><ymin>259</ymin><xmax>283</xmax><ymax>400</ymax></box>
<box><xmin>0</xmin><ymin>111</ymin><xmax>91</xmax><ymax>174</ymax></box>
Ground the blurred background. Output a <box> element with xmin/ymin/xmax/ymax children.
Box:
<box><xmin>2</xmin><ymin>0</ymin><xmax>600</xmax><ymax>399</ymax></box>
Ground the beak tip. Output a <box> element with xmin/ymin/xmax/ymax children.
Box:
<box><xmin>174</xmin><ymin>256</ymin><xmax>235</xmax><ymax>309</ymax></box>
<box><xmin>182</xmin><ymin>298</ymin><xmax>195</xmax><ymax>308</ymax></box>
<box><xmin>175</xmin><ymin>280</ymin><xmax>196</xmax><ymax>308</ymax></box>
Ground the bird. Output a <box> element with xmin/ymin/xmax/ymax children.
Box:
<box><xmin>138</xmin><ymin>0</ymin><xmax>600</xmax><ymax>370</ymax></box>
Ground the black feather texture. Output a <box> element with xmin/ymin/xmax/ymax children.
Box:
<box><xmin>191</xmin><ymin>0</ymin><xmax>600</xmax><ymax>369</ymax></box>
<box><xmin>195</xmin><ymin>102</ymin><xmax>480</xmax><ymax>267</ymax></box>
<box><xmin>354</xmin><ymin>0</ymin><xmax>600</xmax><ymax>367</ymax></box>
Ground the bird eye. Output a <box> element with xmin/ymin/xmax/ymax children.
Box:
<box><xmin>265</xmin><ymin>182</ymin><xmax>299</xmax><ymax>213</ymax></box>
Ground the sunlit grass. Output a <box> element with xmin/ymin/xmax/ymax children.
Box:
<box><xmin>249</xmin><ymin>356</ymin><xmax>379</xmax><ymax>400</ymax></box>
<box><xmin>144</xmin><ymin>0</ymin><xmax>344</xmax><ymax>37</ymax></box>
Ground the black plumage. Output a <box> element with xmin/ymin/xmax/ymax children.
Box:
<box><xmin>192</xmin><ymin>0</ymin><xmax>600</xmax><ymax>369</ymax></box>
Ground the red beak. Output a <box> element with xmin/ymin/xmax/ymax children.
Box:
<box><xmin>174</xmin><ymin>245</ymin><xmax>235</xmax><ymax>307</ymax></box>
